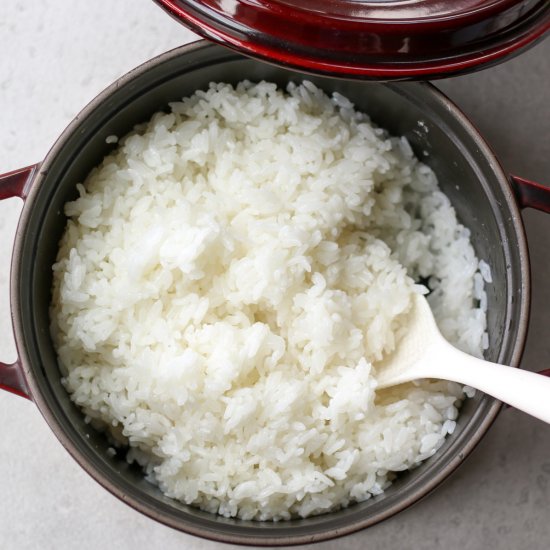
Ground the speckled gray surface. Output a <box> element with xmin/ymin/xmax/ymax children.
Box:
<box><xmin>0</xmin><ymin>2</ymin><xmax>549</xmax><ymax>549</ymax></box>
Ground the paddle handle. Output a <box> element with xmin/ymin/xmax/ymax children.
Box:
<box><xmin>423</xmin><ymin>340</ymin><xmax>550</xmax><ymax>425</ymax></box>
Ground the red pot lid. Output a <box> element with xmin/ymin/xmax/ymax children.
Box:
<box><xmin>153</xmin><ymin>0</ymin><xmax>550</xmax><ymax>79</ymax></box>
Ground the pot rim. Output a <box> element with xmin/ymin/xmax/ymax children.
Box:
<box><xmin>10</xmin><ymin>40</ymin><xmax>531</xmax><ymax>546</ymax></box>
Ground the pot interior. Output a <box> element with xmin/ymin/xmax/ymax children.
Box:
<box><xmin>15</xmin><ymin>42</ymin><xmax>528</xmax><ymax>545</ymax></box>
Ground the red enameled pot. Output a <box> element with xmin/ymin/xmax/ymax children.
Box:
<box><xmin>0</xmin><ymin>42</ymin><xmax>549</xmax><ymax>545</ymax></box>
<box><xmin>153</xmin><ymin>0</ymin><xmax>550</xmax><ymax>78</ymax></box>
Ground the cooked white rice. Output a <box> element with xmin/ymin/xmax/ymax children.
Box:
<box><xmin>50</xmin><ymin>81</ymin><xmax>488</xmax><ymax>521</ymax></box>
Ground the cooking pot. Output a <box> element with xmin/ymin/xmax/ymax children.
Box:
<box><xmin>0</xmin><ymin>41</ymin><xmax>549</xmax><ymax>546</ymax></box>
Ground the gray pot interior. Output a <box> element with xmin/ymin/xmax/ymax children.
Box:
<box><xmin>15</xmin><ymin>42</ymin><xmax>527</xmax><ymax>545</ymax></box>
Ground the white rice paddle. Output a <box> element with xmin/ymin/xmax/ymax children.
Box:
<box><xmin>376</xmin><ymin>293</ymin><xmax>550</xmax><ymax>424</ymax></box>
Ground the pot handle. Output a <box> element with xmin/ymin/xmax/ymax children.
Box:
<box><xmin>511</xmin><ymin>175</ymin><xmax>550</xmax><ymax>213</ymax></box>
<box><xmin>0</xmin><ymin>164</ymin><xmax>39</xmax><ymax>400</ymax></box>
<box><xmin>0</xmin><ymin>361</ymin><xmax>29</xmax><ymax>400</ymax></box>
<box><xmin>0</xmin><ymin>164</ymin><xmax>37</xmax><ymax>200</ymax></box>
<box><xmin>509</xmin><ymin>175</ymin><xmax>550</xmax><ymax>384</ymax></box>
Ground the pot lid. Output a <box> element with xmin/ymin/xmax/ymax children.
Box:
<box><xmin>153</xmin><ymin>0</ymin><xmax>550</xmax><ymax>79</ymax></box>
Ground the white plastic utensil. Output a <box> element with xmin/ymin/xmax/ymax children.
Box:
<box><xmin>376</xmin><ymin>293</ymin><xmax>550</xmax><ymax>424</ymax></box>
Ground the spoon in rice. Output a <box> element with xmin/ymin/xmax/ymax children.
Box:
<box><xmin>376</xmin><ymin>293</ymin><xmax>550</xmax><ymax>424</ymax></box>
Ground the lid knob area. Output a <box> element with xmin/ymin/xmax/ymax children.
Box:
<box><xmin>153</xmin><ymin>0</ymin><xmax>550</xmax><ymax>79</ymax></box>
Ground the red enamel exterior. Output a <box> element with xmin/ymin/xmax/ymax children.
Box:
<box><xmin>0</xmin><ymin>165</ymin><xmax>37</xmax><ymax>400</ymax></box>
<box><xmin>511</xmin><ymin>175</ymin><xmax>550</xmax><ymax>213</ymax></box>
<box><xmin>0</xmin><ymin>361</ymin><xmax>30</xmax><ymax>400</ymax></box>
<box><xmin>152</xmin><ymin>0</ymin><xmax>550</xmax><ymax>79</ymax></box>
<box><xmin>0</xmin><ymin>165</ymin><xmax>36</xmax><ymax>201</ymax></box>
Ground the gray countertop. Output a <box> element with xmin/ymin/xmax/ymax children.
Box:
<box><xmin>0</xmin><ymin>1</ymin><xmax>549</xmax><ymax>549</ymax></box>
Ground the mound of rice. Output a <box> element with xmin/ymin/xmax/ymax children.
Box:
<box><xmin>50</xmin><ymin>81</ymin><xmax>488</xmax><ymax>520</ymax></box>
